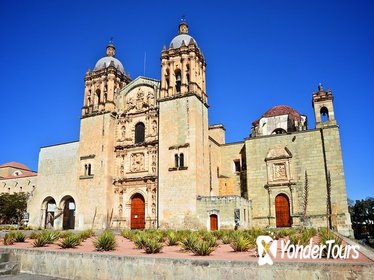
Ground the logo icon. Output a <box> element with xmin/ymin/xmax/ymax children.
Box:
<box><xmin>257</xmin><ymin>235</ymin><xmax>277</xmax><ymax>265</ymax></box>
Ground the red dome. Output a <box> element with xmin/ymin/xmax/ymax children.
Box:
<box><xmin>263</xmin><ymin>105</ymin><xmax>302</xmax><ymax>122</ymax></box>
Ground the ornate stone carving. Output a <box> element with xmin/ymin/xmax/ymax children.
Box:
<box><xmin>273</xmin><ymin>163</ymin><xmax>287</xmax><ymax>180</ymax></box>
<box><xmin>152</xmin><ymin>120</ymin><xmax>157</xmax><ymax>135</ymax></box>
<box><xmin>131</xmin><ymin>153</ymin><xmax>144</xmax><ymax>172</ymax></box>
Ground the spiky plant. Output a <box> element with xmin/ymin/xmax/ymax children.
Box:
<box><xmin>3</xmin><ymin>233</ymin><xmax>15</xmax><ymax>245</ymax></box>
<box><xmin>58</xmin><ymin>235</ymin><xmax>81</xmax><ymax>249</ymax></box>
<box><xmin>94</xmin><ymin>230</ymin><xmax>117</xmax><ymax>251</ymax></box>
<box><xmin>12</xmin><ymin>231</ymin><xmax>26</xmax><ymax>242</ymax></box>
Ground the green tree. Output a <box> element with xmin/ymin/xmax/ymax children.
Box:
<box><xmin>349</xmin><ymin>197</ymin><xmax>374</xmax><ymax>238</ymax></box>
<box><xmin>0</xmin><ymin>193</ymin><xmax>28</xmax><ymax>224</ymax></box>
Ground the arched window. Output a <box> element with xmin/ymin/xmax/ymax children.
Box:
<box><xmin>175</xmin><ymin>154</ymin><xmax>179</xmax><ymax>168</ymax></box>
<box><xmin>272</xmin><ymin>128</ymin><xmax>287</xmax><ymax>135</ymax></box>
<box><xmin>179</xmin><ymin>153</ymin><xmax>184</xmax><ymax>167</ymax></box>
<box><xmin>96</xmin><ymin>89</ymin><xmax>101</xmax><ymax>104</ymax></box>
<box><xmin>135</xmin><ymin>122</ymin><xmax>145</xmax><ymax>144</ymax></box>
<box><xmin>175</xmin><ymin>69</ymin><xmax>181</xmax><ymax>93</ymax></box>
<box><xmin>320</xmin><ymin>107</ymin><xmax>329</xmax><ymax>122</ymax></box>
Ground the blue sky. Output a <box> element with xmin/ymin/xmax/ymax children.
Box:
<box><xmin>0</xmin><ymin>1</ymin><xmax>373</xmax><ymax>201</ymax></box>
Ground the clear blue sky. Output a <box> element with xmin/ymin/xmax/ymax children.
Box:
<box><xmin>0</xmin><ymin>1</ymin><xmax>373</xmax><ymax>201</ymax></box>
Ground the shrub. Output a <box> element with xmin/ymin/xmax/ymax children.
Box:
<box><xmin>33</xmin><ymin>236</ymin><xmax>48</xmax><ymax>247</ymax></box>
<box><xmin>58</xmin><ymin>235</ymin><xmax>81</xmax><ymax>249</ymax></box>
<box><xmin>12</xmin><ymin>231</ymin><xmax>26</xmax><ymax>242</ymax></box>
<box><xmin>94</xmin><ymin>231</ymin><xmax>117</xmax><ymax>251</ymax></box>
<box><xmin>318</xmin><ymin>228</ymin><xmax>343</xmax><ymax>258</ymax></box>
<box><xmin>40</xmin><ymin>231</ymin><xmax>60</xmax><ymax>244</ymax></box>
<box><xmin>181</xmin><ymin>233</ymin><xmax>199</xmax><ymax>251</ymax></box>
<box><xmin>3</xmin><ymin>233</ymin><xmax>14</xmax><ymax>245</ymax></box>
<box><xmin>28</xmin><ymin>231</ymin><xmax>40</xmax><ymax>239</ymax></box>
<box><xmin>134</xmin><ymin>233</ymin><xmax>148</xmax><ymax>249</ymax></box>
<box><xmin>230</xmin><ymin>235</ymin><xmax>254</xmax><ymax>252</ymax></box>
<box><xmin>78</xmin><ymin>229</ymin><xmax>94</xmax><ymax>241</ymax></box>
<box><xmin>166</xmin><ymin>231</ymin><xmax>179</xmax><ymax>246</ymax></box>
<box><xmin>191</xmin><ymin>240</ymin><xmax>215</xmax><ymax>256</ymax></box>
<box><xmin>144</xmin><ymin>238</ymin><xmax>163</xmax><ymax>254</ymax></box>
<box><xmin>120</xmin><ymin>229</ymin><xmax>134</xmax><ymax>240</ymax></box>
<box><xmin>59</xmin><ymin>231</ymin><xmax>74</xmax><ymax>239</ymax></box>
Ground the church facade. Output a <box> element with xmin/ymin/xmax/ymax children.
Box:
<box><xmin>0</xmin><ymin>21</ymin><xmax>353</xmax><ymax>236</ymax></box>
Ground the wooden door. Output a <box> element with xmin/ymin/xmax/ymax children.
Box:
<box><xmin>131</xmin><ymin>194</ymin><xmax>145</xmax><ymax>229</ymax></box>
<box><xmin>210</xmin><ymin>214</ymin><xmax>218</xmax><ymax>231</ymax></box>
<box><xmin>275</xmin><ymin>194</ymin><xmax>291</xmax><ymax>227</ymax></box>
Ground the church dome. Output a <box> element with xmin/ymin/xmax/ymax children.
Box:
<box><xmin>169</xmin><ymin>20</ymin><xmax>198</xmax><ymax>49</ymax></box>
<box><xmin>94</xmin><ymin>56</ymin><xmax>125</xmax><ymax>74</ymax></box>
<box><xmin>263</xmin><ymin>105</ymin><xmax>302</xmax><ymax>121</ymax></box>
<box><xmin>93</xmin><ymin>42</ymin><xmax>125</xmax><ymax>74</ymax></box>
<box><xmin>170</xmin><ymin>34</ymin><xmax>198</xmax><ymax>49</ymax></box>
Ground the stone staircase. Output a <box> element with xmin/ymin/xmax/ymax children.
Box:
<box><xmin>0</xmin><ymin>251</ymin><xmax>19</xmax><ymax>277</ymax></box>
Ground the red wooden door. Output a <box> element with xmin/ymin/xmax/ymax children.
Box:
<box><xmin>210</xmin><ymin>214</ymin><xmax>218</xmax><ymax>231</ymax></box>
<box><xmin>275</xmin><ymin>194</ymin><xmax>291</xmax><ymax>227</ymax></box>
<box><xmin>131</xmin><ymin>194</ymin><xmax>145</xmax><ymax>229</ymax></box>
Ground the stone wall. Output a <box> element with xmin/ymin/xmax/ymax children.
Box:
<box><xmin>27</xmin><ymin>141</ymin><xmax>79</xmax><ymax>229</ymax></box>
<box><xmin>245</xmin><ymin>126</ymin><xmax>352</xmax><ymax>236</ymax></box>
<box><xmin>4</xmin><ymin>248</ymin><xmax>373</xmax><ymax>280</ymax></box>
<box><xmin>197</xmin><ymin>195</ymin><xmax>251</xmax><ymax>229</ymax></box>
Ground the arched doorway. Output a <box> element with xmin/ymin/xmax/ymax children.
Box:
<box><xmin>42</xmin><ymin>197</ymin><xmax>56</xmax><ymax>229</ymax></box>
<box><xmin>275</xmin><ymin>194</ymin><xmax>291</xmax><ymax>227</ymax></box>
<box><xmin>60</xmin><ymin>196</ymin><xmax>76</xmax><ymax>230</ymax></box>
<box><xmin>131</xmin><ymin>193</ymin><xmax>145</xmax><ymax>229</ymax></box>
<box><xmin>210</xmin><ymin>214</ymin><xmax>218</xmax><ymax>231</ymax></box>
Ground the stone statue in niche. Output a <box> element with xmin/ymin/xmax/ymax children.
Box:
<box><xmin>147</xmin><ymin>92</ymin><xmax>155</xmax><ymax>106</ymax></box>
<box><xmin>118</xmin><ymin>204</ymin><xmax>123</xmax><ymax>217</ymax></box>
<box><xmin>152</xmin><ymin>121</ymin><xmax>157</xmax><ymax>135</ymax></box>
<box><xmin>131</xmin><ymin>153</ymin><xmax>144</xmax><ymax>172</ymax></box>
<box><xmin>136</xmin><ymin>91</ymin><xmax>145</xmax><ymax>110</ymax></box>
<box><xmin>120</xmin><ymin>164</ymin><xmax>124</xmax><ymax>176</ymax></box>
<box><xmin>273</xmin><ymin>163</ymin><xmax>287</xmax><ymax>180</ymax></box>
<box><xmin>120</xmin><ymin>125</ymin><xmax>126</xmax><ymax>141</ymax></box>
<box><xmin>127</xmin><ymin>97</ymin><xmax>135</xmax><ymax>111</ymax></box>
<box><xmin>151</xmin><ymin>153</ymin><xmax>156</xmax><ymax>173</ymax></box>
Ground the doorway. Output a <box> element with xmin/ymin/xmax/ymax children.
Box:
<box><xmin>131</xmin><ymin>193</ymin><xmax>145</xmax><ymax>229</ymax></box>
<box><xmin>210</xmin><ymin>214</ymin><xmax>218</xmax><ymax>231</ymax></box>
<box><xmin>275</xmin><ymin>194</ymin><xmax>291</xmax><ymax>227</ymax></box>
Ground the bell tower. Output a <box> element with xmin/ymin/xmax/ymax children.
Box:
<box><xmin>158</xmin><ymin>20</ymin><xmax>210</xmax><ymax>229</ymax></box>
<box><xmin>160</xmin><ymin>20</ymin><xmax>207</xmax><ymax>104</ymax></box>
<box><xmin>76</xmin><ymin>42</ymin><xmax>130</xmax><ymax>229</ymax></box>
<box><xmin>312</xmin><ymin>83</ymin><xmax>337</xmax><ymax>128</ymax></box>
<box><xmin>82</xmin><ymin>42</ymin><xmax>131</xmax><ymax>117</ymax></box>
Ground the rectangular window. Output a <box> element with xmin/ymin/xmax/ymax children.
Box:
<box><xmin>234</xmin><ymin>160</ymin><xmax>241</xmax><ymax>172</ymax></box>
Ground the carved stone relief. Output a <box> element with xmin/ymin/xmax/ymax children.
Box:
<box><xmin>131</xmin><ymin>153</ymin><xmax>145</xmax><ymax>172</ymax></box>
<box><xmin>273</xmin><ymin>163</ymin><xmax>287</xmax><ymax>180</ymax></box>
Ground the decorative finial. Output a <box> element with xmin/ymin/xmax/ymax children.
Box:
<box><xmin>318</xmin><ymin>83</ymin><xmax>324</xmax><ymax>91</ymax></box>
<box><xmin>106</xmin><ymin>38</ymin><xmax>116</xmax><ymax>57</ymax></box>
<box><xmin>178</xmin><ymin>16</ymin><xmax>189</xmax><ymax>34</ymax></box>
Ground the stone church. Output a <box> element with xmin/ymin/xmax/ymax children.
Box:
<box><xmin>0</xmin><ymin>21</ymin><xmax>352</xmax><ymax>236</ymax></box>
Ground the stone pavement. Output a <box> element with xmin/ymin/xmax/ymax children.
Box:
<box><xmin>0</xmin><ymin>274</ymin><xmax>64</xmax><ymax>280</ymax></box>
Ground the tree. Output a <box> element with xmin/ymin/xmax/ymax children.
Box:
<box><xmin>350</xmin><ymin>197</ymin><xmax>374</xmax><ymax>238</ymax></box>
<box><xmin>0</xmin><ymin>193</ymin><xmax>28</xmax><ymax>224</ymax></box>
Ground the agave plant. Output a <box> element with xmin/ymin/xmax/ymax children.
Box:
<box><xmin>3</xmin><ymin>233</ymin><xmax>15</xmax><ymax>245</ymax></box>
<box><xmin>181</xmin><ymin>232</ymin><xmax>199</xmax><ymax>251</ymax></box>
<box><xmin>230</xmin><ymin>235</ymin><xmax>254</xmax><ymax>252</ymax></box>
<box><xmin>166</xmin><ymin>231</ymin><xmax>179</xmax><ymax>246</ymax></box>
<box><xmin>191</xmin><ymin>240</ymin><xmax>215</xmax><ymax>256</ymax></box>
<box><xmin>144</xmin><ymin>238</ymin><xmax>163</xmax><ymax>254</ymax></box>
<box><xmin>11</xmin><ymin>231</ymin><xmax>26</xmax><ymax>242</ymax></box>
<box><xmin>94</xmin><ymin>230</ymin><xmax>117</xmax><ymax>251</ymax></box>
<box><xmin>58</xmin><ymin>235</ymin><xmax>81</xmax><ymax>249</ymax></box>
<box><xmin>33</xmin><ymin>236</ymin><xmax>48</xmax><ymax>247</ymax></box>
